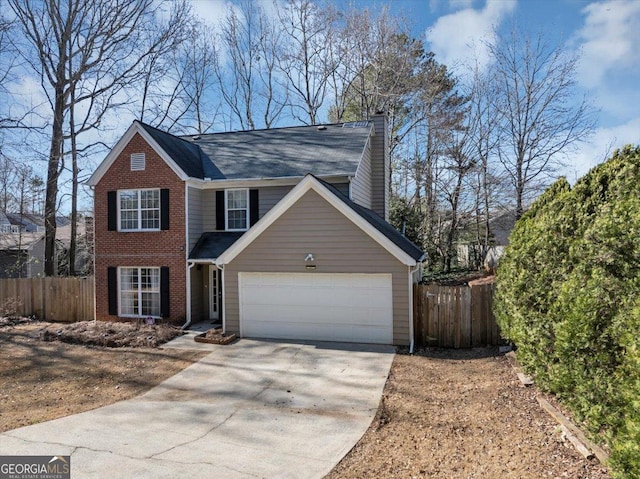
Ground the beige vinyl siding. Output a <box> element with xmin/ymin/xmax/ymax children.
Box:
<box><xmin>350</xmin><ymin>138</ymin><xmax>373</xmax><ymax>209</ymax></box>
<box><xmin>259</xmin><ymin>185</ymin><xmax>293</xmax><ymax>217</ymax></box>
<box><xmin>224</xmin><ymin>189</ymin><xmax>410</xmax><ymax>345</ymax></box>
<box><xmin>188</xmin><ymin>186</ymin><xmax>203</xmax><ymax>251</ymax></box>
<box><xmin>202</xmin><ymin>190</ymin><xmax>217</xmax><ymax>231</ymax></box>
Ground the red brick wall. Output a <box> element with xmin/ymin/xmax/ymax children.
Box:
<box><xmin>94</xmin><ymin>132</ymin><xmax>186</xmax><ymax>324</ymax></box>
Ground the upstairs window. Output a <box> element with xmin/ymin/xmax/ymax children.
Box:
<box><xmin>225</xmin><ymin>189</ymin><xmax>249</xmax><ymax>231</ymax></box>
<box><xmin>119</xmin><ymin>189</ymin><xmax>160</xmax><ymax>231</ymax></box>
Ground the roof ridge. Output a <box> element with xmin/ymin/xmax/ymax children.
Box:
<box><xmin>178</xmin><ymin>120</ymin><xmax>373</xmax><ymax>139</ymax></box>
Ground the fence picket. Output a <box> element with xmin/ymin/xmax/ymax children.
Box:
<box><xmin>414</xmin><ymin>278</ymin><xmax>499</xmax><ymax>348</ymax></box>
<box><xmin>0</xmin><ymin>277</ymin><xmax>94</xmax><ymax>322</ymax></box>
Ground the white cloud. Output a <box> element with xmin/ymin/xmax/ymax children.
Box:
<box><xmin>425</xmin><ymin>0</ymin><xmax>517</xmax><ymax>72</ymax></box>
<box><xmin>188</xmin><ymin>0</ymin><xmax>235</xmax><ymax>28</ymax></box>
<box><xmin>565</xmin><ymin>117</ymin><xmax>640</xmax><ymax>181</ymax></box>
<box><xmin>574</xmin><ymin>0</ymin><xmax>640</xmax><ymax>90</ymax></box>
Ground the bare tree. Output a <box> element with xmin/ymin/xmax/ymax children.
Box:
<box><xmin>487</xmin><ymin>28</ymin><xmax>596</xmax><ymax>218</ymax></box>
<box><xmin>213</xmin><ymin>0</ymin><xmax>286</xmax><ymax>130</ymax></box>
<box><xmin>276</xmin><ymin>0</ymin><xmax>339</xmax><ymax>125</ymax></box>
<box><xmin>176</xmin><ymin>22</ymin><xmax>220</xmax><ymax>134</ymax></box>
<box><xmin>9</xmin><ymin>0</ymin><xmax>191</xmax><ymax>275</ymax></box>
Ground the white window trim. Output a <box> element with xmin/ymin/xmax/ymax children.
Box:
<box><xmin>225</xmin><ymin>188</ymin><xmax>250</xmax><ymax>231</ymax></box>
<box><xmin>118</xmin><ymin>266</ymin><xmax>161</xmax><ymax>318</ymax></box>
<box><xmin>118</xmin><ymin>188</ymin><xmax>161</xmax><ymax>232</ymax></box>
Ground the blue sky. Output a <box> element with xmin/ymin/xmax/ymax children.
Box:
<box><xmin>190</xmin><ymin>0</ymin><xmax>640</xmax><ymax>181</ymax></box>
<box><xmin>414</xmin><ymin>0</ymin><xmax>640</xmax><ymax>180</ymax></box>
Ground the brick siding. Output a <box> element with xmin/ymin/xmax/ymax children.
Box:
<box><xmin>94</xmin><ymin>132</ymin><xmax>186</xmax><ymax>324</ymax></box>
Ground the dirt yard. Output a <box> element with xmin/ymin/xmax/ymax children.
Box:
<box><xmin>326</xmin><ymin>348</ymin><xmax>611</xmax><ymax>479</ymax></box>
<box><xmin>0</xmin><ymin>320</ymin><xmax>205</xmax><ymax>433</ymax></box>
<box><xmin>1</xmin><ymin>321</ymin><xmax>612</xmax><ymax>478</ymax></box>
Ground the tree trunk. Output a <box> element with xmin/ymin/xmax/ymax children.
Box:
<box><xmin>44</xmin><ymin>85</ymin><xmax>65</xmax><ymax>277</ymax></box>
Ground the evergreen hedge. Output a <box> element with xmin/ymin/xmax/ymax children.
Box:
<box><xmin>495</xmin><ymin>145</ymin><xmax>640</xmax><ymax>478</ymax></box>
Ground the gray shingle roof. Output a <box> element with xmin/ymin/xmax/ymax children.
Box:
<box><xmin>189</xmin><ymin>232</ymin><xmax>245</xmax><ymax>260</ymax></box>
<box><xmin>183</xmin><ymin>123</ymin><xmax>372</xmax><ymax>180</ymax></box>
<box><xmin>137</xmin><ymin>121</ymin><xmax>223</xmax><ymax>179</ymax></box>
<box><xmin>140</xmin><ymin>121</ymin><xmax>372</xmax><ymax>181</ymax></box>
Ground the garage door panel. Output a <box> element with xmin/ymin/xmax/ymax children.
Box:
<box><xmin>243</xmin><ymin>320</ymin><xmax>391</xmax><ymax>344</ymax></box>
<box><xmin>239</xmin><ymin>273</ymin><xmax>393</xmax><ymax>344</ymax></box>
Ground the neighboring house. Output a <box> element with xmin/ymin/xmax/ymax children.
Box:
<box><xmin>0</xmin><ymin>212</ymin><xmax>12</xmax><ymax>233</ymax></box>
<box><xmin>0</xmin><ymin>213</ymin><xmax>88</xmax><ymax>276</ymax></box>
<box><xmin>0</xmin><ymin>232</ymin><xmax>45</xmax><ymax>278</ymax></box>
<box><xmin>87</xmin><ymin>115</ymin><xmax>424</xmax><ymax>346</ymax></box>
<box><xmin>457</xmin><ymin>210</ymin><xmax>519</xmax><ymax>271</ymax></box>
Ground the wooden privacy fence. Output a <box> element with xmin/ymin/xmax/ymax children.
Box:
<box><xmin>0</xmin><ymin>277</ymin><xmax>94</xmax><ymax>322</ymax></box>
<box><xmin>413</xmin><ymin>277</ymin><xmax>499</xmax><ymax>348</ymax></box>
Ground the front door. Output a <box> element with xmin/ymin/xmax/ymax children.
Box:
<box><xmin>209</xmin><ymin>266</ymin><xmax>220</xmax><ymax>320</ymax></box>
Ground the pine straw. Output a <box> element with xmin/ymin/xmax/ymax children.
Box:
<box><xmin>40</xmin><ymin>320</ymin><xmax>183</xmax><ymax>348</ymax></box>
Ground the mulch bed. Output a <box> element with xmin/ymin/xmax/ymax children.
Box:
<box><xmin>39</xmin><ymin>320</ymin><xmax>183</xmax><ymax>348</ymax></box>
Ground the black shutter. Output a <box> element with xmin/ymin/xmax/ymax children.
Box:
<box><xmin>250</xmin><ymin>189</ymin><xmax>259</xmax><ymax>226</ymax></box>
<box><xmin>107</xmin><ymin>191</ymin><xmax>117</xmax><ymax>231</ymax></box>
<box><xmin>107</xmin><ymin>267</ymin><xmax>118</xmax><ymax>315</ymax></box>
<box><xmin>160</xmin><ymin>266</ymin><xmax>170</xmax><ymax>318</ymax></box>
<box><xmin>216</xmin><ymin>190</ymin><xmax>225</xmax><ymax>230</ymax></box>
<box><xmin>160</xmin><ymin>189</ymin><xmax>170</xmax><ymax>230</ymax></box>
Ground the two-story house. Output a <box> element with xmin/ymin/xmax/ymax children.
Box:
<box><xmin>87</xmin><ymin>114</ymin><xmax>424</xmax><ymax>346</ymax></box>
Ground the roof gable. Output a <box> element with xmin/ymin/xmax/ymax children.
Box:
<box><xmin>86</xmin><ymin>121</ymin><xmax>190</xmax><ymax>186</ymax></box>
<box><xmin>216</xmin><ymin>174</ymin><xmax>423</xmax><ymax>266</ymax></box>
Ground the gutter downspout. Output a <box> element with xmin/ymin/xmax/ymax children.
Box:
<box><xmin>183</xmin><ymin>185</ymin><xmax>191</xmax><ymax>330</ymax></box>
<box><xmin>182</xmin><ymin>261</ymin><xmax>196</xmax><ymax>330</ymax></box>
<box><xmin>409</xmin><ymin>263</ymin><xmax>421</xmax><ymax>354</ymax></box>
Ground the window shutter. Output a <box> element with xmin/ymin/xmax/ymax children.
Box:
<box><xmin>107</xmin><ymin>191</ymin><xmax>117</xmax><ymax>231</ymax></box>
<box><xmin>107</xmin><ymin>267</ymin><xmax>118</xmax><ymax>315</ymax></box>
<box><xmin>250</xmin><ymin>189</ymin><xmax>259</xmax><ymax>226</ymax></box>
<box><xmin>216</xmin><ymin>190</ymin><xmax>225</xmax><ymax>230</ymax></box>
<box><xmin>160</xmin><ymin>189</ymin><xmax>170</xmax><ymax>230</ymax></box>
<box><xmin>160</xmin><ymin>266</ymin><xmax>170</xmax><ymax>318</ymax></box>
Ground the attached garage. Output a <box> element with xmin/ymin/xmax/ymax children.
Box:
<box><xmin>239</xmin><ymin>272</ymin><xmax>393</xmax><ymax>344</ymax></box>
<box><xmin>216</xmin><ymin>176</ymin><xmax>424</xmax><ymax>346</ymax></box>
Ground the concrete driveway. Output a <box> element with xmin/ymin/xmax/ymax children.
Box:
<box><xmin>0</xmin><ymin>339</ymin><xmax>394</xmax><ymax>478</ymax></box>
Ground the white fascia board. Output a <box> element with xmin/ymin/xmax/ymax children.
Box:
<box><xmin>216</xmin><ymin>174</ymin><xmax>417</xmax><ymax>266</ymax></box>
<box><xmin>86</xmin><ymin>121</ymin><xmax>188</xmax><ymax>186</ymax></box>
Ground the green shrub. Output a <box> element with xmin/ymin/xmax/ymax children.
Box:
<box><xmin>495</xmin><ymin>145</ymin><xmax>640</xmax><ymax>478</ymax></box>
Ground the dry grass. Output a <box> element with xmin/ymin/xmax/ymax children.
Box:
<box><xmin>0</xmin><ymin>320</ymin><xmax>613</xmax><ymax>477</ymax></box>
<box><xmin>0</xmin><ymin>321</ymin><xmax>206</xmax><ymax>433</ymax></box>
<box><xmin>326</xmin><ymin>348</ymin><xmax>611</xmax><ymax>479</ymax></box>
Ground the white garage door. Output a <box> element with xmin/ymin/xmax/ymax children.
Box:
<box><xmin>239</xmin><ymin>272</ymin><xmax>393</xmax><ymax>344</ymax></box>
